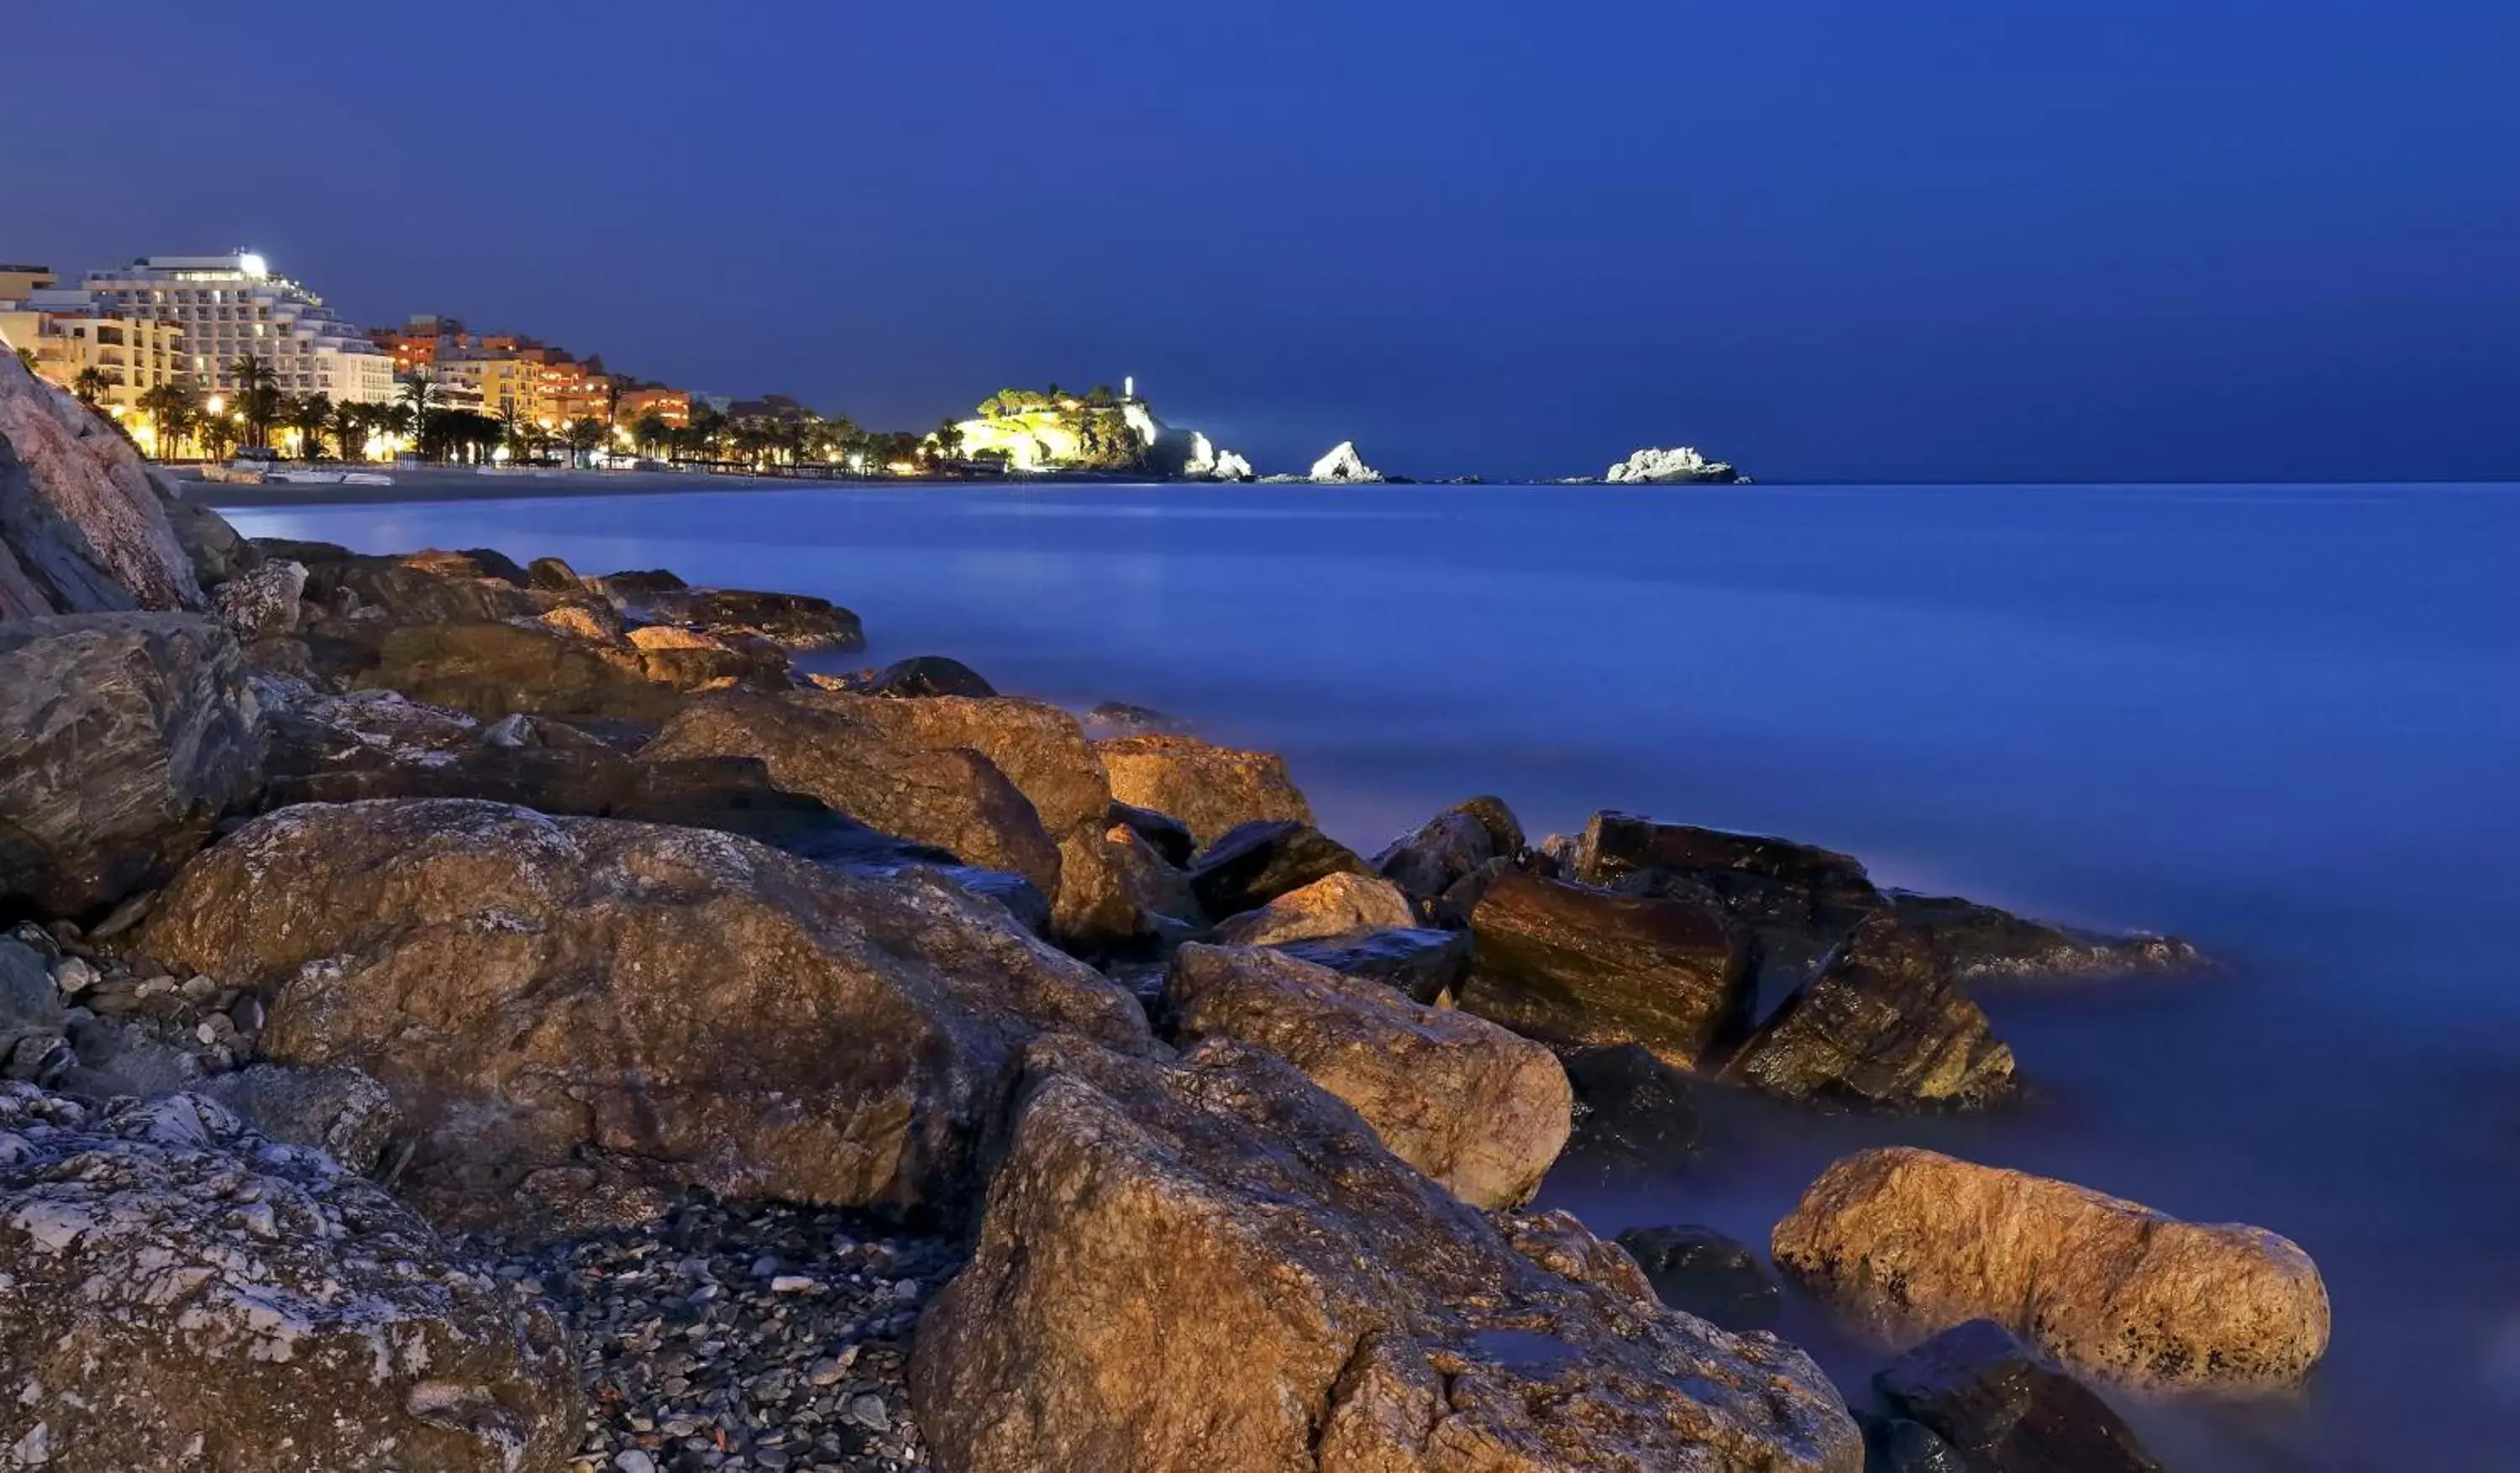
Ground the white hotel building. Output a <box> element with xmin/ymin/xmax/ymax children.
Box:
<box><xmin>79</xmin><ymin>252</ymin><xmax>396</xmax><ymax>404</ymax></box>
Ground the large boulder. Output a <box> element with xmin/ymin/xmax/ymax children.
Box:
<box><xmin>1163</xmin><ymin>943</ymin><xmax>1572</xmax><ymax>1208</ymax></box>
<box><xmin>1373</xmin><ymin>795</ymin><xmax>1525</xmax><ymax>902</ymax></box>
<box><xmin>348</xmin><ymin>618</ymin><xmax>780</xmax><ymax>725</ymax></box>
<box><xmin>643</xmin><ymin>691</ymin><xmax>1065</xmax><ymax>917</ymax></box>
<box><xmin>1211</xmin><ymin>870</ymin><xmax>1418</xmax><ymax>946</ymax></box>
<box><xmin>910</xmin><ymin>1037</ymin><xmax>1862</xmax><ymax>1473</ymax></box>
<box><xmin>1097</xmin><ymin>732</ymin><xmax>1313</xmax><ymax>848</ymax></box>
<box><xmin>826</xmin><ymin>653</ymin><xmax>995</xmax><ymax>698</ymax></box>
<box><xmin>0</xmin><ymin>614</ymin><xmax>264</xmax><ymax>916</ymax></box>
<box><xmin>0</xmin><ymin>353</ymin><xmax>204</xmax><ymax>617</ymax></box>
<box><xmin>1724</xmin><ymin>913</ymin><xmax>2018</xmax><ymax>1110</ymax></box>
<box><xmin>1275</xmin><ymin>926</ymin><xmax>1473</xmax><ymax>1007</ymax></box>
<box><xmin>1460</xmin><ymin>868</ymin><xmax>1754</xmax><ymax>1066</ymax></box>
<box><xmin>210</xmin><ymin>557</ymin><xmax>307</xmax><ymax>641</ymax></box>
<box><xmin>1560</xmin><ymin>1042</ymin><xmax>1702</xmax><ymax>1166</ymax></box>
<box><xmin>1189</xmin><ymin>820</ymin><xmax>1371</xmax><ymax>918</ymax></box>
<box><xmin>0</xmin><ymin>1088</ymin><xmax>580</xmax><ymax>1470</ymax></box>
<box><xmin>137</xmin><ymin>799</ymin><xmax>1148</xmax><ymax>1232</ymax></box>
<box><xmin>786</xmin><ymin>689</ymin><xmax>1141</xmax><ymax>944</ymax></box>
<box><xmin>1772</xmin><ymin>1147</ymin><xmax>2329</xmax><ymax>1393</ymax></box>
<box><xmin>1885</xmin><ymin>893</ymin><xmax>2199</xmax><ymax>983</ymax></box>
<box><xmin>592</xmin><ymin>573</ymin><xmax>864</xmax><ymax>652</ymax></box>
<box><xmin>1615</xmin><ymin>1225</ymin><xmax>1784</xmax><ymax>1333</ymax></box>
<box><xmin>1869</xmin><ymin>1320</ymin><xmax>2166</xmax><ymax>1473</ymax></box>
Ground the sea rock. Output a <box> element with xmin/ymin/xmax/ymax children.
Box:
<box><xmin>1080</xmin><ymin>700</ymin><xmax>1189</xmax><ymax>739</ymax></box>
<box><xmin>1603</xmin><ymin>446</ymin><xmax>1743</xmax><ymax>485</ymax></box>
<box><xmin>1274</xmin><ymin>927</ymin><xmax>1473</xmax><ymax>1006</ymax></box>
<box><xmin>1307</xmin><ymin>439</ymin><xmax>1385</xmax><ymax>483</ymax></box>
<box><xmin>1613</xmin><ymin>1225</ymin><xmax>1782</xmax><ymax>1332</ymax></box>
<box><xmin>1724</xmin><ymin>913</ymin><xmax>2019</xmax><ymax>1110</ymax></box>
<box><xmin>786</xmin><ymin>688</ymin><xmax>1142</xmax><ymax>945</ymax></box>
<box><xmin>138</xmin><ymin>799</ymin><xmax>1148</xmax><ymax>1232</ymax></box>
<box><xmin>299</xmin><ymin>548</ymin><xmax>554</xmax><ymax>626</ymax></box>
<box><xmin>1188</xmin><ymin>820</ymin><xmax>1371</xmax><ymax>919</ymax></box>
<box><xmin>0</xmin><ymin>352</ymin><xmax>206</xmax><ymax>617</ymax></box>
<box><xmin>209</xmin><ymin>556</ymin><xmax>308</xmax><ymax>640</ymax></box>
<box><xmin>0</xmin><ymin>1088</ymin><xmax>581</xmax><ymax>1470</ymax></box>
<box><xmin>351</xmin><ymin>618</ymin><xmax>781</xmax><ymax>726</ymax></box>
<box><xmin>835</xmin><ymin>654</ymin><xmax>996</xmax><ymax>699</ymax></box>
<box><xmin>194</xmin><ymin>1062</ymin><xmax>407</xmax><ymax>1176</ymax></box>
<box><xmin>1163</xmin><ymin>943</ymin><xmax>1572</xmax><ymax>1208</ymax></box>
<box><xmin>1560</xmin><ymin>1043</ymin><xmax>1701</xmax><ymax>1166</ymax></box>
<box><xmin>1886</xmin><ymin>892</ymin><xmax>2200</xmax><ymax>983</ymax></box>
<box><xmin>1373</xmin><ymin>796</ymin><xmax>1525</xmax><ymax>902</ymax></box>
<box><xmin>1871</xmin><ymin>1319</ymin><xmax>2166</xmax><ymax>1473</ymax></box>
<box><xmin>1104</xmin><ymin>823</ymin><xmax>1202</xmax><ymax>927</ymax></box>
<box><xmin>1210</xmin><ymin>449</ymin><xmax>1256</xmax><ymax>481</ymax></box>
<box><xmin>525</xmin><ymin>555</ymin><xmax>582</xmax><ymax>590</ymax></box>
<box><xmin>908</xmin><ymin>1037</ymin><xmax>1862</xmax><ymax>1473</ymax></box>
<box><xmin>1772</xmin><ymin>1146</ymin><xmax>2330</xmax><ymax>1392</ymax></box>
<box><xmin>0</xmin><ymin>614</ymin><xmax>264</xmax><ymax>916</ymax></box>
<box><xmin>1099</xmin><ymin>732</ymin><xmax>1314</xmax><ymax>847</ymax></box>
<box><xmin>1211</xmin><ymin>871</ymin><xmax>1418</xmax><ymax>946</ymax></box>
<box><xmin>152</xmin><ymin>474</ymin><xmax>260</xmax><ymax>589</ymax></box>
<box><xmin>1459</xmin><ymin>869</ymin><xmax>1754</xmax><ymax>1066</ymax></box>
<box><xmin>1107</xmin><ymin>799</ymin><xmax>1195</xmax><ymax>866</ymax></box>
<box><xmin>595</xmin><ymin>574</ymin><xmax>865</xmax><ymax>652</ymax></box>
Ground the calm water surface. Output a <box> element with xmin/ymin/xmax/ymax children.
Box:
<box><xmin>230</xmin><ymin>482</ymin><xmax>2520</xmax><ymax>1470</ymax></box>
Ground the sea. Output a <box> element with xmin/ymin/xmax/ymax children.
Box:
<box><xmin>225</xmin><ymin>480</ymin><xmax>2520</xmax><ymax>1471</ymax></box>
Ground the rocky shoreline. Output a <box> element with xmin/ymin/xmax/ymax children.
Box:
<box><xmin>1</xmin><ymin>351</ymin><xmax>2323</xmax><ymax>1472</ymax></box>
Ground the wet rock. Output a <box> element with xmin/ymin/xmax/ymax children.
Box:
<box><xmin>209</xmin><ymin>556</ymin><xmax>307</xmax><ymax>640</ymax></box>
<box><xmin>1097</xmin><ymin>732</ymin><xmax>1313</xmax><ymax>848</ymax></box>
<box><xmin>0</xmin><ymin>1088</ymin><xmax>581</xmax><ymax>1470</ymax></box>
<box><xmin>1560</xmin><ymin>1042</ymin><xmax>1702</xmax><ymax>1166</ymax></box>
<box><xmin>526</xmin><ymin>555</ymin><xmax>583</xmax><ymax>590</ymax></box>
<box><xmin>1872</xmin><ymin>1319</ymin><xmax>2166</xmax><ymax>1472</ymax></box>
<box><xmin>1163</xmin><ymin>943</ymin><xmax>1572</xmax><ymax>1208</ymax></box>
<box><xmin>195</xmin><ymin>1062</ymin><xmax>406</xmax><ymax>1176</ymax></box>
<box><xmin>299</xmin><ymin>548</ymin><xmax>554</xmax><ymax>626</ymax></box>
<box><xmin>1274</xmin><ymin>926</ymin><xmax>1473</xmax><ymax>1006</ymax></box>
<box><xmin>1460</xmin><ymin>869</ymin><xmax>1754</xmax><ymax>1065</ymax></box>
<box><xmin>154</xmin><ymin>476</ymin><xmax>260</xmax><ymax>590</ymax></box>
<box><xmin>1864</xmin><ymin>1416</ymin><xmax>1971</xmax><ymax>1473</ymax></box>
<box><xmin>1373</xmin><ymin>795</ymin><xmax>1525</xmax><ymax>902</ymax></box>
<box><xmin>1105</xmin><ymin>824</ymin><xmax>1202</xmax><ymax>927</ymax></box>
<box><xmin>1575</xmin><ymin>811</ymin><xmax>1880</xmax><ymax>933</ymax></box>
<box><xmin>909</xmin><ymin>1037</ymin><xmax>1862</xmax><ymax>1473</ymax></box>
<box><xmin>0</xmin><ymin>354</ymin><xmax>207</xmax><ymax>616</ymax></box>
<box><xmin>1080</xmin><ymin>700</ymin><xmax>1188</xmax><ymax>738</ymax></box>
<box><xmin>0</xmin><ymin>614</ymin><xmax>264</xmax><ymax>916</ymax></box>
<box><xmin>1187</xmin><ymin>820</ymin><xmax>1371</xmax><ymax>918</ymax></box>
<box><xmin>139</xmin><ymin>799</ymin><xmax>1149</xmax><ymax>1233</ymax></box>
<box><xmin>644</xmin><ymin>691</ymin><xmax>1065</xmax><ymax>925</ymax></box>
<box><xmin>596</xmin><ymin>574</ymin><xmax>864</xmax><ymax>652</ymax></box>
<box><xmin>1614</xmin><ymin>1225</ymin><xmax>1782</xmax><ymax>1331</ymax></box>
<box><xmin>1211</xmin><ymin>871</ymin><xmax>1417</xmax><ymax>946</ymax></box>
<box><xmin>1725</xmin><ymin>913</ymin><xmax>2019</xmax><ymax>1111</ymax></box>
<box><xmin>1772</xmin><ymin>1146</ymin><xmax>2329</xmax><ymax>1392</ymax></box>
<box><xmin>1107</xmin><ymin>799</ymin><xmax>1195</xmax><ymax>867</ymax></box>
<box><xmin>0</xmin><ymin>941</ymin><xmax>57</xmax><ymax>1027</ymax></box>
<box><xmin>1886</xmin><ymin>893</ymin><xmax>2201</xmax><ymax>983</ymax></box>
<box><xmin>832</xmin><ymin>654</ymin><xmax>995</xmax><ymax>698</ymax></box>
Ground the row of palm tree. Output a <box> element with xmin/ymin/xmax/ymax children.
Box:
<box><xmin>613</xmin><ymin>406</ymin><xmax>958</xmax><ymax>472</ymax></box>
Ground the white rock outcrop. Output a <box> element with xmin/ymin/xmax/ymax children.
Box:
<box><xmin>1210</xmin><ymin>449</ymin><xmax>1255</xmax><ymax>481</ymax></box>
<box><xmin>1308</xmin><ymin>441</ymin><xmax>1384</xmax><ymax>483</ymax></box>
<box><xmin>1604</xmin><ymin>446</ymin><xmax>1742</xmax><ymax>485</ymax></box>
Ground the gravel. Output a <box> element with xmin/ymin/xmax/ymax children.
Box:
<box><xmin>473</xmin><ymin>1193</ymin><xmax>960</xmax><ymax>1473</ymax></box>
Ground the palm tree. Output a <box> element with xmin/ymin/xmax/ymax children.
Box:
<box><xmin>631</xmin><ymin>412</ymin><xmax>670</xmax><ymax>459</ymax></box>
<box><xmin>288</xmin><ymin>391</ymin><xmax>333</xmax><ymax>461</ymax></box>
<box><xmin>71</xmin><ymin>368</ymin><xmax>111</xmax><ymax>408</ymax></box>
<box><xmin>12</xmin><ymin>346</ymin><xmax>34</xmax><ymax>370</ymax></box>
<box><xmin>199</xmin><ymin>417</ymin><xmax>238</xmax><ymax>461</ymax></box>
<box><xmin>157</xmin><ymin>403</ymin><xmax>199</xmax><ymax>460</ymax></box>
<box><xmin>331</xmin><ymin>400</ymin><xmax>370</xmax><ymax>464</ymax></box>
<box><xmin>496</xmin><ymin>403</ymin><xmax>528</xmax><ymax>462</ymax></box>
<box><xmin>228</xmin><ymin>355</ymin><xmax>281</xmax><ymax>448</ymax></box>
<box><xmin>396</xmin><ymin>372</ymin><xmax>437</xmax><ymax>430</ymax></box>
<box><xmin>564</xmin><ymin>417</ymin><xmax>607</xmax><ymax>468</ymax></box>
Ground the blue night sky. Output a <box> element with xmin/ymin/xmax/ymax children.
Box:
<box><xmin>8</xmin><ymin>1</ymin><xmax>2516</xmax><ymax>482</ymax></box>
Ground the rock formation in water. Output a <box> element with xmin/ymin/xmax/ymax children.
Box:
<box><xmin>1307</xmin><ymin>439</ymin><xmax>1385</xmax><ymax>482</ymax></box>
<box><xmin>1604</xmin><ymin>445</ymin><xmax>1745</xmax><ymax>484</ymax></box>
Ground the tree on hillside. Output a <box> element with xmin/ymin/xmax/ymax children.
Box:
<box><xmin>932</xmin><ymin>418</ymin><xmax>966</xmax><ymax>460</ymax></box>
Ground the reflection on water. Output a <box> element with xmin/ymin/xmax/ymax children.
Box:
<box><xmin>231</xmin><ymin>480</ymin><xmax>2520</xmax><ymax>1470</ymax></box>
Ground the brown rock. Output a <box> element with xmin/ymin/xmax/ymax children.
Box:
<box><xmin>1871</xmin><ymin>1319</ymin><xmax>2166</xmax><ymax>1473</ymax></box>
<box><xmin>1212</xmin><ymin>870</ymin><xmax>1418</xmax><ymax>946</ymax></box>
<box><xmin>210</xmin><ymin>557</ymin><xmax>307</xmax><ymax>641</ymax></box>
<box><xmin>0</xmin><ymin>614</ymin><xmax>264</xmax><ymax>916</ymax></box>
<box><xmin>643</xmin><ymin>691</ymin><xmax>1064</xmax><ymax>912</ymax></box>
<box><xmin>594</xmin><ymin>574</ymin><xmax>864</xmax><ymax>652</ymax></box>
<box><xmin>1460</xmin><ymin>869</ymin><xmax>1754</xmax><ymax>1067</ymax></box>
<box><xmin>1189</xmin><ymin>820</ymin><xmax>1371</xmax><ymax>918</ymax></box>
<box><xmin>138</xmin><ymin>799</ymin><xmax>1147</xmax><ymax>1232</ymax></box>
<box><xmin>352</xmin><ymin>618</ymin><xmax>778</xmax><ymax>725</ymax></box>
<box><xmin>1373</xmin><ymin>795</ymin><xmax>1525</xmax><ymax>901</ymax></box>
<box><xmin>0</xmin><ymin>354</ymin><xmax>205</xmax><ymax>617</ymax></box>
<box><xmin>1772</xmin><ymin>1146</ymin><xmax>2330</xmax><ymax>1393</ymax></box>
<box><xmin>0</xmin><ymin>1088</ymin><xmax>581</xmax><ymax>1472</ymax></box>
<box><xmin>1163</xmin><ymin>943</ymin><xmax>1572</xmax><ymax>1208</ymax></box>
<box><xmin>1724</xmin><ymin>913</ymin><xmax>2018</xmax><ymax>1110</ymax></box>
<box><xmin>1105</xmin><ymin>823</ymin><xmax>1200</xmax><ymax>925</ymax></box>
<box><xmin>1097</xmin><ymin>732</ymin><xmax>1313</xmax><ymax>847</ymax></box>
<box><xmin>791</xmin><ymin>688</ymin><xmax>1141</xmax><ymax>944</ymax></box>
<box><xmin>910</xmin><ymin>1037</ymin><xmax>1862</xmax><ymax>1473</ymax></box>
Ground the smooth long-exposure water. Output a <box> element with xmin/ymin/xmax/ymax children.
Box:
<box><xmin>229</xmin><ymin>481</ymin><xmax>2520</xmax><ymax>1470</ymax></box>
